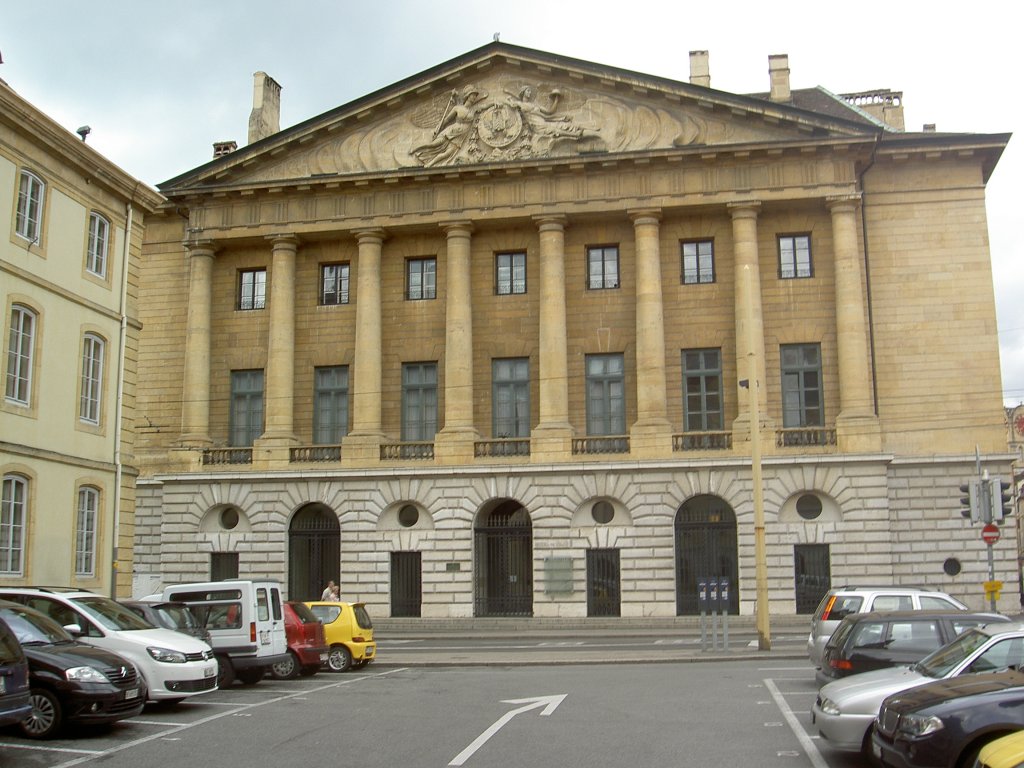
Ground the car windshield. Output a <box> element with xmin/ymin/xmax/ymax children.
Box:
<box><xmin>914</xmin><ymin>628</ymin><xmax>990</xmax><ymax>678</ymax></box>
<box><xmin>0</xmin><ymin>606</ymin><xmax>72</xmax><ymax>645</ymax></box>
<box><xmin>73</xmin><ymin>596</ymin><xmax>155</xmax><ymax>631</ymax></box>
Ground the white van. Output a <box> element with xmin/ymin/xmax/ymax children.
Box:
<box><xmin>160</xmin><ymin>580</ymin><xmax>289</xmax><ymax>686</ymax></box>
<box><xmin>0</xmin><ymin>588</ymin><xmax>218</xmax><ymax>703</ymax></box>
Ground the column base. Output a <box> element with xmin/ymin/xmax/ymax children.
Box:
<box><xmin>530</xmin><ymin>423</ymin><xmax>574</xmax><ymax>462</ymax></box>
<box><xmin>341</xmin><ymin>432</ymin><xmax>385</xmax><ymax>466</ymax></box>
<box><xmin>253</xmin><ymin>434</ymin><xmax>297</xmax><ymax>469</ymax></box>
<box><xmin>629</xmin><ymin>419</ymin><xmax>673</xmax><ymax>457</ymax></box>
<box><xmin>732</xmin><ymin>413</ymin><xmax>776</xmax><ymax>455</ymax></box>
<box><xmin>435</xmin><ymin>427</ymin><xmax>480</xmax><ymax>464</ymax></box>
<box><xmin>836</xmin><ymin>412</ymin><xmax>882</xmax><ymax>453</ymax></box>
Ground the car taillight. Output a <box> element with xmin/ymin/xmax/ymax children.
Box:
<box><xmin>249</xmin><ymin>622</ymin><xmax>256</xmax><ymax>643</ymax></box>
<box><xmin>829</xmin><ymin>659</ymin><xmax>853</xmax><ymax>670</ymax></box>
<box><xmin>820</xmin><ymin>596</ymin><xmax>838</xmax><ymax>621</ymax></box>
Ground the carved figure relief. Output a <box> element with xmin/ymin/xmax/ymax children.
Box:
<box><xmin>412</xmin><ymin>82</ymin><xmax>599</xmax><ymax>166</ymax></box>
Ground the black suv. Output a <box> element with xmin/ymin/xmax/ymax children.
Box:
<box><xmin>817</xmin><ymin>609</ymin><xmax>1008</xmax><ymax>685</ymax></box>
<box><xmin>0</xmin><ymin>600</ymin><xmax>145</xmax><ymax>738</ymax></box>
<box><xmin>0</xmin><ymin>614</ymin><xmax>30</xmax><ymax>728</ymax></box>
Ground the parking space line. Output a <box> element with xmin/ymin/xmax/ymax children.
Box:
<box><xmin>763</xmin><ymin>678</ymin><xmax>830</xmax><ymax>768</ymax></box>
<box><xmin>49</xmin><ymin>667</ymin><xmax>408</xmax><ymax>768</ymax></box>
<box><xmin>0</xmin><ymin>742</ymin><xmax>102</xmax><ymax>755</ymax></box>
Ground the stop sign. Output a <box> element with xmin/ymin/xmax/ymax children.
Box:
<box><xmin>982</xmin><ymin>523</ymin><xmax>1001</xmax><ymax>545</ymax></box>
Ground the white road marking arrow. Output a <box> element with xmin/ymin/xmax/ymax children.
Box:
<box><xmin>448</xmin><ymin>694</ymin><xmax>567</xmax><ymax>766</ymax></box>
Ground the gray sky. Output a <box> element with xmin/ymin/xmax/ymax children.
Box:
<box><xmin>4</xmin><ymin>0</ymin><xmax>1021</xmax><ymax>407</ymax></box>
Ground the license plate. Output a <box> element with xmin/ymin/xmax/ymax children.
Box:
<box><xmin>124</xmin><ymin>688</ymin><xmax>139</xmax><ymax>700</ymax></box>
<box><xmin>204</xmin><ymin>666</ymin><xmax>216</xmax><ymax>677</ymax></box>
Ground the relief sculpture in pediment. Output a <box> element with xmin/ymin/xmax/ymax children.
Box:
<box><xmin>411</xmin><ymin>83</ymin><xmax>600</xmax><ymax>166</ymax></box>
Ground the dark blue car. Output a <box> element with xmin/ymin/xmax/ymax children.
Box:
<box><xmin>0</xmin><ymin>615</ymin><xmax>31</xmax><ymax>728</ymax></box>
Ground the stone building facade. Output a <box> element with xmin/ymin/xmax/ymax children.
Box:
<box><xmin>1</xmin><ymin>79</ymin><xmax>162</xmax><ymax>595</ymax></box>
<box><xmin>133</xmin><ymin>44</ymin><xmax>1013</xmax><ymax>617</ymax></box>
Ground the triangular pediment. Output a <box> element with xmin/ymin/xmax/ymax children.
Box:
<box><xmin>161</xmin><ymin>44</ymin><xmax>877</xmax><ymax>192</ymax></box>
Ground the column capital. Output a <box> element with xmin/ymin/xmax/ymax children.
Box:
<box><xmin>727</xmin><ymin>200</ymin><xmax>761</xmax><ymax>219</ymax></box>
<box><xmin>183</xmin><ymin>238</ymin><xmax>218</xmax><ymax>257</ymax></box>
<box><xmin>353</xmin><ymin>228</ymin><xmax>387</xmax><ymax>245</ymax></box>
<box><xmin>826</xmin><ymin>193</ymin><xmax>862</xmax><ymax>212</ymax></box>
<box><xmin>532</xmin><ymin>214</ymin><xmax>568</xmax><ymax>232</ymax></box>
<box><xmin>441</xmin><ymin>220</ymin><xmax>474</xmax><ymax>237</ymax></box>
<box><xmin>265</xmin><ymin>233</ymin><xmax>301</xmax><ymax>250</ymax></box>
<box><xmin>628</xmin><ymin>207</ymin><xmax>662</xmax><ymax>224</ymax></box>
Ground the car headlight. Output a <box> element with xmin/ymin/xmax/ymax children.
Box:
<box><xmin>147</xmin><ymin>646</ymin><xmax>187</xmax><ymax>663</ymax></box>
<box><xmin>898</xmin><ymin>713</ymin><xmax>945</xmax><ymax>737</ymax></box>
<box><xmin>65</xmin><ymin>665</ymin><xmax>108</xmax><ymax>683</ymax></box>
<box><xmin>818</xmin><ymin>697</ymin><xmax>841</xmax><ymax>716</ymax></box>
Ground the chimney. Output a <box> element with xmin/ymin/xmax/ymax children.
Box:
<box><xmin>248</xmin><ymin>71</ymin><xmax>281</xmax><ymax>145</ymax></box>
<box><xmin>213</xmin><ymin>140</ymin><xmax>238</xmax><ymax>158</ymax></box>
<box><xmin>768</xmin><ymin>54</ymin><xmax>791</xmax><ymax>102</ymax></box>
<box><xmin>689</xmin><ymin>50</ymin><xmax>710</xmax><ymax>88</ymax></box>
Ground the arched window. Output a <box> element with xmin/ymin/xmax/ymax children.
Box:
<box><xmin>76</xmin><ymin>486</ymin><xmax>99</xmax><ymax>577</ymax></box>
<box><xmin>1</xmin><ymin>474</ymin><xmax>27</xmax><ymax>575</ymax></box>
<box><xmin>87</xmin><ymin>212</ymin><xmax>110</xmax><ymax>277</ymax></box>
<box><xmin>15</xmin><ymin>169</ymin><xmax>45</xmax><ymax>243</ymax></box>
<box><xmin>5</xmin><ymin>305</ymin><xmax>36</xmax><ymax>405</ymax></box>
<box><xmin>80</xmin><ymin>333</ymin><xmax>105</xmax><ymax>424</ymax></box>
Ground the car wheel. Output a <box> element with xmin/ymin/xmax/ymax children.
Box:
<box><xmin>299</xmin><ymin>665</ymin><xmax>319</xmax><ymax>677</ymax></box>
<box><xmin>216</xmin><ymin>655</ymin><xmax>235</xmax><ymax>688</ymax></box>
<box><xmin>237</xmin><ymin>668</ymin><xmax>264</xmax><ymax>685</ymax></box>
<box><xmin>21</xmin><ymin>688</ymin><xmax>63</xmax><ymax>740</ymax></box>
<box><xmin>271</xmin><ymin>652</ymin><xmax>299</xmax><ymax>680</ymax></box>
<box><xmin>328</xmin><ymin>645</ymin><xmax>352</xmax><ymax>672</ymax></box>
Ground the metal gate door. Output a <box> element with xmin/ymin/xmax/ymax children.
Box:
<box><xmin>474</xmin><ymin>501</ymin><xmax>533</xmax><ymax>617</ymax></box>
<box><xmin>288</xmin><ymin>504</ymin><xmax>340</xmax><ymax>601</ymax></box>
<box><xmin>391</xmin><ymin>551</ymin><xmax>422</xmax><ymax>617</ymax></box>
<box><xmin>794</xmin><ymin>543</ymin><xmax>831</xmax><ymax>613</ymax></box>
<box><xmin>675</xmin><ymin>495</ymin><xmax>739</xmax><ymax>615</ymax></box>
<box><xmin>586</xmin><ymin>549</ymin><xmax>620</xmax><ymax>617</ymax></box>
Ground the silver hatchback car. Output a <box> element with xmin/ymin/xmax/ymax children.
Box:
<box><xmin>807</xmin><ymin>586</ymin><xmax>967</xmax><ymax>668</ymax></box>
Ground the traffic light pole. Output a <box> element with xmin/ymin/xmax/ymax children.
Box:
<box><xmin>980</xmin><ymin>473</ymin><xmax>997</xmax><ymax>611</ymax></box>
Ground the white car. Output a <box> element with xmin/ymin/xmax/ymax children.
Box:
<box><xmin>812</xmin><ymin>622</ymin><xmax>1024</xmax><ymax>757</ymax></box>
<box><xmin>0</xmin><ymin>588</ymin><xmax>218</xmax><ymax>702</ymax></box>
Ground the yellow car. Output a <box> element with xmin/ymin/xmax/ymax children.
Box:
<box><xmin>305</xmin><ymin>601</ymin><xmax>375</xmax><ymax>672</ymax></box>
<box><xmin>976</xmin><ymin>731</ymin><xmax>1024</xmax><ymax>768</ymax></box>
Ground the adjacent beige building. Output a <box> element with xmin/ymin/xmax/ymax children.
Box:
<box><xmin>133</xmin><ymin>44</ymin><xmax>1013</xmax><ymax>617</ymax></box>
<box><xmin>1</xmin><ymin>79</ymin><xmax>162</xmax><ymax>596</ymax></box>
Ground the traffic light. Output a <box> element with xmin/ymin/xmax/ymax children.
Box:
<box><xmin>960</xmin><ymin>481</ymin><xmax>981</xmax><ymax>522</ymax></box>
<box><xmin>989</xmin><ymin>478</ymin><xmax>1013</xmax><ymax>522</ymax></box>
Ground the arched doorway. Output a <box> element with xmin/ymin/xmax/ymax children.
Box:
<box><xmin>675</xmin><ymin>495</ymin><xmax>739</xmax><ymax>615</ymax></box>
<box><xmin>288</xmin><ymin>503</ymin><xmax>340</xmax><ymax>601</ymax></box>
<box><xmin>474</xmin><ymin>499</ymin><xmax>533</xmax><ymax>617</ymax></box>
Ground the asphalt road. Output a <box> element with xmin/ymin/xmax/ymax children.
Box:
<box><xmin>0</xmin><ymin>658</ymin><xmax>869</xmax><ymax>768</ymax></box>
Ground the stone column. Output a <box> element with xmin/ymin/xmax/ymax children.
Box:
<box><xmin>629</xmin><ymin>209</ymin><xmax>672</xmax><ymax>455</ymax></box>
<box><xmin>179</xmin><ymin>240</ymin><xmax>215</xmax><ymax>447</ymax></box>
<box><xmin>729</xmin><ymin>202</ymin><xmax>772</xmax><ymax>438</ymax></box>
<box><xmin>436</xmin><ymin>222</ymin><xmax>478</xmax><ymax>462</ymax></box>
<box><xmin>829</xmin><ymin>195</ymin><xmax>880</xmax><ymax>451</ymax></box>
<box><xmin>532</xmin><ymin>215</ymin><xmax>573</xmax><ymax>459</ymax></box>
<box><xmin>259</xmin><ymin>234</ymin><xmax>299</xmax><ymax>445</ymax></box>
<box><xmin>346</xmin><ymin>229</ymin><xmax>386</xmax><ymax>461</ymax></box>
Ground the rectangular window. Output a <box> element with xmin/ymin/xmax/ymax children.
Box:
<box><xmin>495</xmin><ymin>251</ymin><xmax>527</xmax><ymax>295</ymax></box>
<box><xmin>585</xmin><ymin>353</ymin><xmax>625</xmax><ymax>435</ymax></box>
<box><xmin>80</xmin><ymin>334</ymin><xmax>104</xmax><ymax>424</ymax></box>
<box><xmin>15</xmin><ymin>170</ymin><xmax>44</xmax><ymax>243</ymax></box>
<box><xmin>86</xmin><ymin>212</ymin><xmax>110</xmax><ymax>278</ymax></box>
<box><xmin>781</xmin><ymin>343</ymin><xmax>823</xmax><ymax>428</ymax></box>
<box><xmin>238</xmin><ymin>269</ymin><xmax>267</xmax><ymax>310</ymax></box>
<box><xmin>1</xmin><ymin>475</ymin><xmax>26</xmax><ymax>575</ymax></box>
<box><xmin>230</xmin><ymin>369</ymin><xmax>265</xmax><ymax>446</ymax></box>
<box><xmin>587</xmin><ymin>246</ymin><xmax>620</xmax><ymax>290</ymax></box>
<box><xmin>681</xmin><ymin>240</ymin><xmax>715</xmax><ymax>284</ymax></box>
<box><xmin>75</xmin><ymin>487</ymin><xmax>98</xmax><ymax>577</ymax></box>
<box><xmin>314</xmin><ymin>365</ymin><xmax>349</xmax><ymax>444</ymax></box>
<box><xmin>492</xmin><ymin>358</ymin><xmax>530</xmax><ymax>437</ymax></box>
<box><xmin>407</xmin><ymin>258</ymin><xmax>436</xmax><ymax>300</ymax></box>
<box><xmin>211</xmin><ymin>552</ymin><xmax>239</xmax><ymax>581</ymax></box>
<box><xmin>779</xmin><ymin>234</ymin><xmax>812</xmax><ymax>279</ymax></box>
<box><xmin>5</xmin><ymin>305</ymin><xmax>35</xmax><ymax>405</ymax></box>
<box><xmin>319</xmin><ymin>263</ymin><xmax>350</xmax><ymax>305</ymax></box>
<box><xmin>401</xmin><ymin>362</ymin><xmax>437</xmax><ymax>441</ymax></box>
<box><xmin>682</xmin><ymin>348</ymin><xmax>723</xmax><ymax>430</ymax></box>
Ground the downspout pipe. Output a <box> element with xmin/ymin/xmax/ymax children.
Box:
<box><xmin>111</xmin><ymin>197</ymin><xmax>134</xmax><ymax>597</ymax></box>
<box><xmin>857</xmin><ymin>132</ymin><xmax>883</xmax><ymax>416</ymax></box>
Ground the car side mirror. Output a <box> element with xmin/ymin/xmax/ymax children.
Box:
<box><xmin>63</xmin><ymin>623</ymin><xmax>83</xmax><ymax>636</ymax></box>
